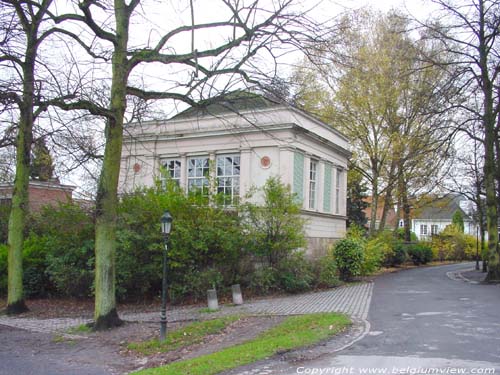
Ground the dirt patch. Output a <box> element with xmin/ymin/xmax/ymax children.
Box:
<box><xmin>68</xmin><ymin>315</ymin><xmax>285</xmax><ymax>374</ymax></box>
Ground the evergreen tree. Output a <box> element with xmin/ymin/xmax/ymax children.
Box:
<box><xmin>347</xmin><ymin>166</ymin><xmax>368</xmax><ymax>228</ymax></box>
<box><xmin>452</xmin><ymin>210</ymin><xmax>465</xmax><ymax>233</ymax></box>
<box><xmin>30</xmin><ymin>139</ymin><xmax>54</xmax><ymax>182</ymax></box>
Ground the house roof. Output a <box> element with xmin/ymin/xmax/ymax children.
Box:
<box><xmin>171</xmin><ymin>90</ymin><xmax>283</xmax><ymax>120</ymax></box>
<box><xmin>413</xmin><ymin>195</ymin><xmax>472</xmax><ymax>221</ymax></box>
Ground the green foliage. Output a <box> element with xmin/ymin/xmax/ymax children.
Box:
<box><xmin>0</xmin><ymin>244</ymin><xmax>7</xmax><ymax>296</ymax></box>
<box><xmin>135</xmin><ymin>313</ymin><xmax>351</xmax><ymax>375</ymax></box>
<box><xmin>367</xmin><ymin>231</ymin><xmax>406</xmax><ymax>267</ymax></box>
<box><xmin>395</xmin><ymin>228</ymin><xmax>418</xmax><ymax>242</ymax></box>
<box><xmin>0</xmin><ymin>203</ymin><xmax>10</xmax><ymax>244</ymax></box>
<box><xmin>332</xmin><ymin>238</ymin><xmax>364</xmax><ymax>281</ymax></box>
<box><xmin>30</xmin><ymin>138</ymin><xmax>54</xmax><ymax>181</ymax></box>
<box><xmin>29</xmin><ymin>203</ymin><xmax>95</xmax><ymax>297</ymax></box>
<box><xmin>431</xmin><ymin>225</ymin><xmax>477</xmax><ymax>261</ymax></box>
<box><xmin>245</xmin><ymin>266</ymin><xmax>277</xmax><ymax>295</ymax></box>
<box><xmin>452</xmin><ymin>210</ymin><xmax>465</xmax><ymax>233</ymax></box>
<box><xmin>346</xmin><ymin>224</ymin><xmax>367</xmax><ymax>241</ymax></box>
<box><xmin>407</xmin><ymin>243</ymin><xmax>433</xmax><ymax>265</ymax></box>
<box><xmin>117</xmin><ymin>183</ymin><xmax>243</xmax><ymax>301</ymax></box>
<box><xmin>347</xmin><ymin>166</ymin><xmax>368</xmax><ymax>228</ymax></box>
<box><xmin>361</xmin><ymin>239</ymin><xmax>384</xmax><ymax>275</ymax></box>
<box><xmin>241</xmin><ymin>177</ymin><xmax>306</xmax><ymax>267</ymax></box>
<box><xmin>314</xmin><ymin>255</ymin><xmax>341</xmax><ymax>288</ymax></box>
<box><xmin>275</xmin><ymin>252</ymin><xmax>314</xmax><ymax>293</ymax></box>
<box><xmin>128</xmin><ymin>315</ymin><xmax>240</xmax><ymax>355</ymax></box>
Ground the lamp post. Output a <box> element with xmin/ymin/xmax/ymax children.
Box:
<box><xmin>476</xmin><ymin>225</ymin><xmax>480</xmax><ymax>271</ymax></box>
<box><xmin>160</xmin><ymin>210</ymin><xmax>173</xmax><ymax>342</ymax></box>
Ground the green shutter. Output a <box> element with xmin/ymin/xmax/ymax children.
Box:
<box><xmin>323</xmin><ymin>164</ymin><xmax>332</xmax><ymax>212</ymax></box>
<box><xmin>293</xmin><ymin>152</ymin><xmax>304</xmax><ymax>203</ymax></box>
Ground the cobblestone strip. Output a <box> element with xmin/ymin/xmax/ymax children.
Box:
<box><xmin>0</xmin><ymin>282</ymin><xmax>373</xmax><ymax>335</ymax></box>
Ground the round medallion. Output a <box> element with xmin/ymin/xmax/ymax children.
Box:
<box><xmin>260</xmin><ymin>156</ymin><xmax>271</xmax><ymax>169</ymax></box>
<box><xmin>133</xmin><ymin>163</ymin><xmax>141</xmax><ymax>173</ymax></box>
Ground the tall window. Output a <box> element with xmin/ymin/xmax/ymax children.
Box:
<box><xmin>216</xmin><ymin>154</ymin><xmax>240</xmax><ymax>205</ymax></box>
<box><xmin>188</xmin><ymin>157</ymin><xmax>210</xmax><ymax>195</ymax></box>
<box><xmin>420</xmin><ymin>224</ymin><xmax>428</xmax><ymax>236</ymax></box>
<box><xmin>309</xmin><ymin>160</ymin><xmax>317</xmax><ymax>209</ymax></box>
<box><xmin>431</xmin><ymin>224</ymin><xmax>439</xmax><ymax>235</ymax></box>
<box><xmin>163</xmin><ymin>159</ymin><xmax>181</xmax><ymax>186</ymax></box>
<box><xmin>335</xmin><ymin>169</ymin><xmax>342</xmax><ymax>214</ymax></box>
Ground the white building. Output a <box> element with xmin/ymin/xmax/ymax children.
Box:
<box><xmin>119</xmin><ymin>92</ymin><xmax>350</xmax><ymax>257</ymax></box>
<box><xmin>408</xmin><ymin>195</ymin><xmax>476</xmax><ymax>241</ymax></box>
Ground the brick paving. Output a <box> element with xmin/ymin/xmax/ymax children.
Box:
<box><xmin>0</xmin><ymin>282</ymin><xmax>373</xmax><ymax>335</ymax></box>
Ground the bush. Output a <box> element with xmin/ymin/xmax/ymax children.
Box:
<box><xmin>117</xmin><ymin>183</ymin><xmax>243</xmax><ymax>301</ymax></box>
<box><xmin>276</xmin><ymin>252</ymin><xmax>314</xmax><ymax>293</ymax></box>
<box><xmin>361</xmin><ymin>239</ymin><xmax>384</xmax><ymax>275</ymax></box>
<box><xmin>431</xmin><ymin>225</ymin><xmax>477</xmax><ymax>261</ymax></box>
<box><xmin>313</xmin><ymin>255</ymin><xmax>341</xmax><ymax>288</ymax></box>
<box><xmin>407</xmin><ymin>243</ymin><xmax>433</xmax><ymax>265</ymax></box>
<box><xmin>391</xmin><ymin>242</ymin><xmax>408</xmax><ymax>266</ymax></box>
<box><xmin>241</xmin><ymin>177</ymin><xmax>306</xmax><ymax>268</ymax></box>
<box><xmin>0</xmin><ymin>244</ymin><xmax>7</xmax><ymax>296</ymax></box>
<box><xmin>246</xmin><ymin>266</ymin><xmax>277</xmax><ymax>295</ymax></box>
<box><xmin>332</xmin><ymin>238</ymin><xmax>364</xmax><ymax>281</ymax></box>
<box><xmin>395</xmin><ymin>228</ymin><xmax>418</xmax><ymax>242</ymax></box>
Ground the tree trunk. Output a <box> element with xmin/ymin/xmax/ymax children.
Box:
<box><xmin>378</xmin><ymin>191</ymin><xmax>392</xmax><ymax>233</ymax></box>
<box><xmin>369</xmin><ymin>170</ymin><xmax>379</xmax><ymax>235</ymax></box>
<box><xmin>477</xmin><ymin>2</ymin><xmax>500</xmax><ymax>282</ymax></box>
<box><xmin>6</xmin><ymin>35</ymin><xmax>38</xmax><ymax>315</ymax></box>
<box><xmin>93</xmin><ymin>0</ymin><xmax>130</xmax><ymax>329</ymax></box>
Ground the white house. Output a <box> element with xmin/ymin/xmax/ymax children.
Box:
<box><xmin>408</xmin><ymin>195</ymin><xmax>476</xmax><ymax>241</ymax></box>
<box><xmin>119</xmin><ymin>92</ymin><xmax>350</xmax><ymax>257</ymax></box>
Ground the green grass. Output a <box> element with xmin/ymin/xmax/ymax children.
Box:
<box><xmin>128</xmin><ymin>315</ymin><xmax>241</xmax><ymax>355</ymax></box>
<box><xmin>67</xmin><ymin>324</ymin><xmax>92</xmax><ymax>334</ymax></box>
<box><xmin>134</xmin><ymin>313</ymin><xmax>350</xmax><ymax>375</ymax></box>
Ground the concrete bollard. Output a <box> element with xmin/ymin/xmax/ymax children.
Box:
<box><xmin>207</xmin><ymin>289</ymin><xmax>219</xmax><ymax>311</ymax></box>
<box><xmin>231</xmin><ymin>284</ymin><xmax>243</xmax><ymax>305</ymax></box>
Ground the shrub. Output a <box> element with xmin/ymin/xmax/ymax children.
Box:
<box><xmin>407</xmin><ymin>243</ymin><xmax>433</xmax><ymax>265</ymax></box>
<box><xmin>361</xmin><ymin>239</ymin><xmax>384</xmax><ymax>275</ymax></box>
<box><xmin>246</xmin><ymin>266</ymin><xmax>277</xmax><ymax>295</ymax></box>
<box><xmin>28</xmin><ymin>203</ymin><xmax>95</xmax><ymax>297</ymax></box>
<box><xmin>391</xmin><ymin>242</ymin><xmax>408</xmax><ymax>266</ymax></box>
<box><xmin>395</xmin><ymin>228</ymin><xmax>418</xmax><ymax>242</ymax></box>
<box><xmin>276</xmin><ymin>252</ymin><xmax>314</xmax><ymax>293</ymax></box>
<box><xmin>332</xmin><ymin>238</ymin><xmax>364</xmax><ymax>281</ymax></box>
<box><xmin>431</xmin><ymin>225</ymin><xmax>477</xmax><ymax>261</ymax></box>
<box><xmin>0</xmin><ymin>244</ymin><xmax>7</xmax><ymax>296</ymax></box>
<box><xmin>313</xmin><ymin>255</ymin><xmax>341</xmax><ymax>288</ymax></box>
<box><xmin>117</xmin><ymin>183</ymin><xmax>243</xmax><ymax>301</ymax></box>
<box><xmin>241</xmin><ymin>177</ymin><xmax>306</xmax><ymax>268</ymax></box>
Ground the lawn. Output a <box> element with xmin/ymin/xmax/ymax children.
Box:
<box><xmin>133</xmin><ymin>312</ymin><xmax>351</xmax><ymax>375</ymax></box>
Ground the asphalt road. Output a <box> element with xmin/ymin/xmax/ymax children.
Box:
<box><xmin>0</xmin><ymin>325</ymin><xmax>116</xmax><ymax>375</ymax></box>
<box><xmin>275</xmin><ymin>262</ymin><xmax>500</xmax><ymax>375</ymax></box>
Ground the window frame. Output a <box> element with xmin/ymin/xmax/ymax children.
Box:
<box><xmin>162</xmin><ymin>159</ymin><xmax>182</xmax><ymax>187</ymax></box>
<box><xmin>308</xmin><ymin>160</ymin><xmax>318</xmax><ymax>209</ymax></box>
<box><xmin>216</xmin><ymin>154</ymin><xmax>241</xmax><ymax>206</ymax></box>
<box><xmin>187</xmin><ymin>156</ymin><xmax>210</xmax><ymax>196</ymax></box>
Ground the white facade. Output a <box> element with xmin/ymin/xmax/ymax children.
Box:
<box><xmin>412</xmin><ymin>219</ymin><xmax>476</xmax><ymax>241</ymax></box>
<box><xmin>119</xmin><ymin>102</ymin><xmax>350</xmax><ymax>257</ymax></box>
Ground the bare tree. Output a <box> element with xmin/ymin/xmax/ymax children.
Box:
<box><xmin>45</xmin><ymin>0</ymin><xmax>321</xmax><ymax>329</ymax></box>
<box><xmin>422</xmin><ymin>0</ymin><xmax>500</xmax><ymax>281</ymax></box>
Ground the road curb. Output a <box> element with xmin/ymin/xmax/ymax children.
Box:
<box><xmin>446</xmin><ymin>268</ymin><xmax>479</xmax><ymax>284</ymax></box>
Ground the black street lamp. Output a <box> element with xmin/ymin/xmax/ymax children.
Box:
<box><xmin>160</xmin><ymin>210</ymin><xmax>173</xmax><ymax>342</ymax></box>
<box><xmin>476</xmin><ymin>225</ymin><xmax>480</xmax><ymax>271</ymax></box>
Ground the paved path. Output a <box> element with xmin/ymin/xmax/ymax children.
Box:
<box><xmin>234</xmin><ymin>263</ymin><xmax>500</xmax><ymax>375</ymax></box>
<box><xmin>0</xmin><ymin>282</ymin><xmax>372</xmax><ymax>336</ymax></box>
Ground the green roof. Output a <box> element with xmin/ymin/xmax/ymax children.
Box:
<box><xmin>171</xmin><ymin>91</ymin><xmax>283</xmax><ymax>120</ymax></box>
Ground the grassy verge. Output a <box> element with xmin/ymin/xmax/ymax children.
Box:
<box><xmin>128</xmin><ymin>315</ymin><xmax>240</xmax><ymax>355</ymax></box>
<box><xmin>134</xmin><ymin>313</ymin><xmax>350</xmax><ymax>375</ymax></box>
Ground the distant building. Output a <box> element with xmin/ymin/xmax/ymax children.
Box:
<box><xmin>363</xmin><ymin>197</ymin><xmax>398</xmax><ymax>230</ymax></box>
<box><xmin>408</xmin><ymin>195</ymin><xmax>475</xmax><ymax>240</ymax></box>
<box><xmin>118</xmin><ymin>91</ymin><xmax>351</xmax><ymax>257</ymax></box>
<box><xmin>0</xmin><ymin>179</ymin><xmax>75</xmax><ymax>211</ymax></box>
